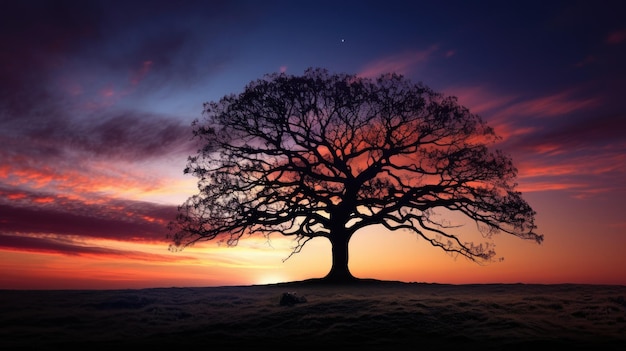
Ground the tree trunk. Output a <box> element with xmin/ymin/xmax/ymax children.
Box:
<box><xmin>324</xmin><ymin>231</ymin><xmax>356</xmax><ymax>283</ymax></box>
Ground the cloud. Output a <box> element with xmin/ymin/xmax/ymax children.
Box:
<box><xmin>497</xmin><ymin>91</ymin><xmax>599</xmax><ymax>120</ymax></box>
<box><xmin>449</xmin><ymin>85</ymin><xmax>605</xmax><ymax>144</ymax></box>
<box><xmin>0</xmin><ymin>2</ymin><xmax>234</xmax><ymax>264</ymax></box>
<box><xmin>0</xmin><ymin>0</ymin><xmax>101</xmax><ymax>116</ymax></box>
<box><xmin>0</xmin><ymin>187</ymin><xmax>177</xmax><ymax>243</ymax></box>
<box><xmin>606</xmin><ymin>29</ymin><xmax>626</xmax><ymax>45</ymax></box>
<box><xmin>445</xmin><ymin>85</ymin><xmax>514</xmax><ymax>115</ymax></box>
<box><xmin>4</xmin><ymin>110</ymin><xmax>196</xmax><ymax>159</ymax></box>
<box><xmin>0</xmin><ymin>110</ymin><xmax>198</xmax><ymax>205</ymax></box>
<box><xmin>358</xmin><ymin>46</ymin><xmax>439</xmax><ymax>78</ymax></box>
<box><xmin>513</xmin><ymin>135</ymin><xmax>626</xmax><ymax>196</ymax></box>
<box><xmin>0</xmin><ymin>1</ymin><xmax>202</xmax><ymax>167</ymax></box>
<box><xmin>0</xmin><ymin>0</ymin><xmax>238</xmax><ymax>127</ymax></box>
<box><xmin>0</xmin><ymin>233</ymin><xmax>186</xmax><ymax>262</ymax></box>
<box><xmin>508</xmin><ymin>110</ymin><xmax>625</xmax><ymax>196</ymax></box>
<box><xmin>446</xmin><ymin>84</ymin><xmax>626</xmax><ymax>197</ymax></box>
<box><xmin>506</xmin><ymin>112</ymin><xmax>625</xmax><ymax>155</ymax></box>
<box><xmin>444</xmin><ymin>86</ymin><xmax>526</xmax><ymax>141</ymax></box>
<box><xmin>72</xmin><ymin>112</ymin><xmax>198</xmax><ymax>160</ymax></box>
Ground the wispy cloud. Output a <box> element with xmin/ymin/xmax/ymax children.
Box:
<box><xmin>0</xmin><ymin>187</ymin><xmax>176</xmax><ymax>243</ymax></box>
<box><xmin>358</xmin><ymin>46</ymin><xmax>439</xmax><ymax>78</ymax></box>
<box><xmin>448</xmin><ymin>84</ymin><xmax>625</xmax><ymax>197</ymax></box>
<box><xmin>0</xmin><ymin>108</ymin><xmax>199</xmax><ymax>207</ymax></box>
<box><xmin>606</xmin><ymin>29</ymin><xmax>626</xmax><ymax>45</ymax></box>
<box><xmin>497</xmin><ymin>91</ymin><xmax>599</xmax><ymax>119</ymax></box>
<box><xmin>446</xmin><ymin>86</ymin><xmax>516</xmax><ymax>115</ymax></box>
<box><xmin>0</xmin><ymin>233</ymin><xmax>186</xmax><ymax>262</ymax></box>
<box><xmin>514</xmin><ymin>141</ymin><xmax>626</xmax><ymax>196</ymax></box>
<box><xmin>506</xmin><ymin>111</ymin><xmax>625</xmax><ymax>156</ymax></box>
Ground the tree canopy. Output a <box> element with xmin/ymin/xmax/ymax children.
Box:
<box><xmin>168</xmin><ymin>68</ymin><xmax>542</xmax><ymax>282</ymax></box>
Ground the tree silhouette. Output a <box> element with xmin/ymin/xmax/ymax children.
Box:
<box><xmin>168</xmin><ymin>68</ymin><xmax>543</xmax><ymax>283</ymax></box>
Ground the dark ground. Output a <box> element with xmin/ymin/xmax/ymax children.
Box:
<box><xmin>1</xmin><ymin>280</ymin><xmax>625</xmax><ymax>350</ymax></box>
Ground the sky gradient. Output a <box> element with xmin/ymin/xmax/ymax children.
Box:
<box><xmin>1</xmin><ymin>0</ymin><xmax>625</xmax><ymax>289</ymax></box>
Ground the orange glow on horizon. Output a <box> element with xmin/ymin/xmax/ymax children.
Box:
<box><xmin>3</xmin><ymin>191</ymin><xmax>626</xmax><ymax>290</ymax></box>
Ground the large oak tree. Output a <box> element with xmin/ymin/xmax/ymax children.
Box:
<box><xmin>168</xmin><ymin>68</ymin><xmax>543</xmax><ymax>283</ymax></box>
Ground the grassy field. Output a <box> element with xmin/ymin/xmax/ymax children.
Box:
<box><xmin>1</xmin><ymin>280</ymin><xmax>625</xmax><ymax>350</ymax></box>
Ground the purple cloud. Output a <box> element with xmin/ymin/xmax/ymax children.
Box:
<box><xmin>0</xmin><ymin>187</ymin><xmax>177</xmax><ymax>243</ymax></box>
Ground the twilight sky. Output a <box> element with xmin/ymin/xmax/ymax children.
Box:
<box><xmin>1</xmin><ymin>0</ymin><xmax>625</xmax><ymax>289</ymax></box>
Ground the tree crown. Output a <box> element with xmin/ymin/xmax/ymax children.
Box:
<box><xmin>168</xmin><ymin>68</ymin><xmax>542</xmax><ymax>263</ymax></box>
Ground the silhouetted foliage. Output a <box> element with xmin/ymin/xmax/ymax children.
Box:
<box><xmin>168</xmin><ymin>68</ymin><xmax>542</xmax><ymax>283</ymax></box>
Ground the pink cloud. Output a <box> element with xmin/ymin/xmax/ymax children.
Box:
<box><xmin>0</xmin><ymin>189</ymin><xmax>177</xmax><ymax>243</ymax></box>
<box><xmin>515</xmin><ymin>181</ymin><xmax>584</xmax><ymax>193</ymax></box>
<box><xmin>444</xmin><ymin>84</ymin><xmax>623</xmax><ymax>198</ymax></box>
<box><xmin>358</xmin><ymin>46</ymin><xmax>439</xmax><ymax>78</ymax></box>
<box><xmin>100</xmin><ymin>86</ymin><xmax>116</xmax><ymax>98</ymax></box>
<box><xmin>446</xmin><ymin>85</ymin><xmax>515</xmax><ymax>115</ymax></box>
<box><xmin>33</xmin><ymin>196</ymin><xmax>55</xmax><ymax>204</ymax></box>
<box><xmin>0</xmin><ymin>233</ymin><xmax>191</xmax><ymax>262</ymax></box>
<box><xmin>443</xmin><ymin>86</ymin><xmax>537</xmax><ymax>141</ymax></box>
<box><xmin>450</xmin><ymin>85</ymin><xmax>599</xmax><ymax>121</ymax></box>
<box><xmin>606</xmin><ymin>29</ymin><xmax>626</xmax><ymax>44</ymax></box>
<box><xmin>6</xmin><ymin>192</ymin><xmax>27</xmax><ymax>200</ymax></box>
<box><xmin>515</xmin><ymin>151</ymin><xmax>626</xmax><ymax>196</ymax></box>
<box><xmin>499</xmin><ymin>91</ymin><xmax>599</xmax><ymax>118</ymax></box>
<box><xmin>0</xmin><ymin>156</ymin><xmax>154</xmax><ymax>197</ymax></box>
<box><xmin>517</xmin><ymin>161</ymin><xmax>582</xmax><ymax>178</ymax></box>
<box><xmin>130</xmin><ymin>60</ymin><xmax>153</xmax><ymax>85</ymax></box>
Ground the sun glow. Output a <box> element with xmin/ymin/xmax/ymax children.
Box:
<box><xmin>254</xmin><ymin>274</ymin><xmax>288</xmax><ymax>285</ymax></box>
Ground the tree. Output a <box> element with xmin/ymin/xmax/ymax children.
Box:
<box><xmin>168</xmin><ymin>68</ymin><xmax>543</xmax><ymax>283</ymax></box>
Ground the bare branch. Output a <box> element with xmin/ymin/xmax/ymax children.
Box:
<box><xmin>168</xmin><ymin>68</ymin><xmax>542</xmax><ymax>281</ymax></box>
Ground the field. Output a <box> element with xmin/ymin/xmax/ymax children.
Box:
<box><xmin>1</xmin><ymin>280</ymin><xmax>625</xmax><ymax>350</ymax></box>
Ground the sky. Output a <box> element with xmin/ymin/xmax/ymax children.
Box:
<box><xmin>1</xmin><ymin>0</ymin><xmax>625</xmax><ymax>289</ymax></box>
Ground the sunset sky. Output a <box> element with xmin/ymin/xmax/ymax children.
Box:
<box><xmin>1</xmin><ymin>0</ymin><xmax>625</xmax><ymax>289</ymax></box>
